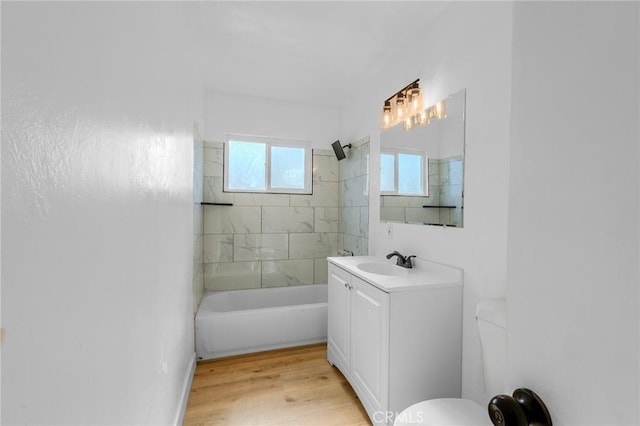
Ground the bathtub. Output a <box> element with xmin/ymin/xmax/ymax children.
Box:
<box><xmin>195</xmin><ymin>284</ymin><xmax>328</xmax><ymax>360</ymax></box>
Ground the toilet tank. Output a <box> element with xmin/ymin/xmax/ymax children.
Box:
<box><xmin>476</xmin><ymin>298</ymin><xmax>507</xmax><ymax>396</ymax></box>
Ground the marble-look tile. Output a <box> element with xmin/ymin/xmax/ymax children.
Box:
<box><xmin>312</xmin><ymin>154</ymin><xmax>339</xmax><ymax>182</ymax></box>
<box><xmin>192</xmin><ymin>269</ymin><xmax>204</xmax><ymax>313</ymax></box>
<box><xmin>262</xmin><ymin>206</ymin><xmax>313</xmax><ymax>233</ymax></box>
<box><xmin>204</xmin><ymin>147</ymin><xmax>223</xmax><ymax>178</ymax></box>
<box><xmin>194</xmin><ymin>176</ymin><xmax>204</xmax><ymax>204</ymax></box>
<box><xmin>448</xmin><ymin>159</ymin><xmax>464</xmax><ymax>186</ymax></box>
<box><xmin>290</xmin><ymin>181</ymin><xmax>339</xmax><ymax>207</ymax></box>
<box><xmin>192</xmin><ymin>265</ymin><xmax>204</xmax><ymax>288</ymax></box>
<box><xmin>380</xmin><ymin>207</ymin><xmax>405</xmax><ymax>223</ymax></box>
<box><xmin>439</xmin><ymin>209</ymin><xmax>452</xmax><ymax>226</ymax></box>
<box><xmin>439</xmin><ymin>160</ymin><xmax>450</xmax><ymax>185</ymax></box>
<box><xmin>449</xmin><ymin>207</ymin><xmax>463</xmax><ymax>227</ymax></box>
<box><xmin>314</xmin><ymin>149</ymin><xmax>334</xmax><ymax>157</ymax></box>
<box><xmin>234</xmin><ymin>234</ymin><xmax>288</xmax><ymax>261</ymax></box>
<box><xmin>340</xmin><ymin>207</ymin><xmax>360</xmax><ymax>236</ymax></box>
<box><xmin>193</xmin><ymin>234</ymin><xmax>204</xmax><ymax>263</ymax></box>
<box><xmin>359</xmin><ymin>207</ymin><xmax>369</xmax><ymax>239</ymax></box>
<box><xmin>204</xmin><ymin>140</ymin><xmax>223</xmax><ymax>149</ymax></box>
<box><xmin>234</xmin><ymin>192</ymin><xmax>290</xmax><ymax>207</ymax></box>
<box><xmin>204</xmin><ymin>206</ymin><xmax>261</xmax><ymax>234</ymax></box>
<box><xmin>406</xmin><ymin>207</ymin><xmax>440</xmax><ymax>224</ymax></box>
<box><xmin>339</xmin><ymin>148</ymin><xmax>362</xmax><ymax>180</ymax></box>
<box><xmin>194</xmin><ymin>141</ymin><xmax>204</xmax><ymax>203</ymax></box>
<box><xmin>193</xmin><ymin>204</ymin><xmax>203</xmax><ymax>234</ymax></box>
<box><xmin>352</xmin><ymin>135</ymin><xmax>370</xmax><ymax>149</ymax></box>
<box><xmin>314</xmin><ymin>258</ymin><xmax>328</xmax><ymax>284</ymax></box>
<box><xmin>424</xmin><ymin>188</ymin><xmax>440</xmax><ymax>206</ymax></box>
<box><xmin>204</xmin><ymin>261</ymin><xmax>261</xmax><ymax>291</ymax></box>
<box><xmin>204</xmin><ymin>176</ymin><xmax>234</xmax><ymax>204</ymax></box>
<box><xmin>428</xmin><ymin>159</ymin><xmax>441</xmax><ymax>187</ymax></box>
<box><xmin>341</xmin><ymin>176</ymin><xmax>368</xmax><ymax>207</ymax></box>
<box><xmin>261</xmin><ymin>259</ymin><xmax>314</xmax><ymax>287</ymax></box>
<box><xmin>314</xmin><ymin>207</ymin><xmax>339</xmax><ymax>233</ymax></box>
<box><xmin>358</xmin><ymin>143</ymin><xmax>370</xmax><ymax>180</ymax></box>
<box><xmin>338</xmin><ymin>139</ymin><xmax>369</xmax><ymax>180</ymax></box>
<box><xmin>203</xmin><ymin>234</ymin><xmax>234</xmax><ymax>262</ymax></box>
<box><xmin>382</xmin><ymin>196</ymin><xmax>425</xmax><ymax>208</ymax></box>
<box><xmin>440</xmin><ymin>184</ymin><xmax>463</xmax><ymax>206</ymax></box>
<box><xmin>342</xmin><ymin>235</ymin><xmax>368</xmax><ymax>256</ymax></box>
<box><xmin>289</xmin><ymin>233</ymin><xmax>338</xmax><ymax>259</ymax></box>
<box><xmin>355</xmin><ymin>237</ymin><xmax>369</xmax><ymax>256</ymax></box>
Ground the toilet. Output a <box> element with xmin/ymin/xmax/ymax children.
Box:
<box><xmin>394</xmin><ymin>298</ymin><xmax>507</xmax><ymax>426</ymax></box>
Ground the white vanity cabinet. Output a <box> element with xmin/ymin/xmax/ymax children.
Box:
<box><xmin>328</xmin><ymin>264</ymin><xmax>390</xmax><ymax>413</ymax></box>
<box><xmin>327</xmin><ymin>259</ymin><xmax>463</xmax><ymax>426</ymax></box>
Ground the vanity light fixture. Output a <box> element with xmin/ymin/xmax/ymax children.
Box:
<box><xmin>381</xmin><ymin>79</ymin><xmax>423</xmax><ymax>130</ymax></box>
<box><xmin>381</xmin><ymin>79</ymin><xmax>447</xmax><ymax>131</ymax></box>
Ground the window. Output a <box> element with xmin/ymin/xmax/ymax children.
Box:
<box><xmin>224</xmin><ymin>135</ymin><xmax>312</xmax><ymax>194</ymax></box>
<box><xmin>380</xmin><ymin>149</ymin><xmax>428</xmax><ymax>196</ymax></box>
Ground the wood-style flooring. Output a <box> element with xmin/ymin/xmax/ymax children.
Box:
<box><xmin>183</xmin><ymin>344</ymin><xmax>371</xmax><ymax>426</ymax></box>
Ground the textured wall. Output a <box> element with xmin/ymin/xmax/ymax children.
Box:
<box><xmin>2</xmin><ymin>3</ymin><xmax>199</xmax><ymax>424</ymax></box>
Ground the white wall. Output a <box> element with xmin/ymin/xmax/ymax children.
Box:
<box><xmin>2</xmin><ymin>3</ymin><xmax>201</xmax><ymax>424</ymax></box>
<box><xmin>507</xmin><ymin>2</ymin><xmax>639</xmax><ymax>424</ymax></box>
<box><xmin>342</xmin><ymin>2</ymin><xmax>514</xmax><ymax>404</ymax></box>
<box><xmin>204</xmin><ymin>91</ymin><xmax>341</xmax><ymax>148</ymax></box>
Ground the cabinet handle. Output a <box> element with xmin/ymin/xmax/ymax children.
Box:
<box><xmin>344</xmin><ymin>282</ymin><xmax>348</xmax><ymax>288</ymax></box>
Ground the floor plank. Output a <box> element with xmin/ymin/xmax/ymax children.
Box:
<box><xmin>183</xmin><ymin>344</ymin><xmax>371</xmax><ymax>426</ymax></box>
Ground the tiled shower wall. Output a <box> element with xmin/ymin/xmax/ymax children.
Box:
<box><xmin>438</xmin><ymin>155</ymin><xmax>463</xmax><ymax>227</ymax></box>
<box><xmin>339</xmin><ymin>136</ymin><xmax>369</xmax><ymax>255</ymax></box>
<box><xmin>202</xmin><ymin>142</ymin><xmax>341</xmax><ymax>291</ymax></box>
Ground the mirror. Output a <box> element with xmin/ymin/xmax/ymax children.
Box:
<box><xmin>380</xmin><ymin>89</ymin><xmax>466</xmax><ymax>227</ymax></box>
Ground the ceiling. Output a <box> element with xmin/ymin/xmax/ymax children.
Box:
<box><xmin>178</xmin><ymin>2</ymin><xmax>448</xmax><ymax>107</ymax></box>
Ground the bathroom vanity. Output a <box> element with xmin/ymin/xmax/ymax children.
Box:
<box><xmin>327</xmin><ymin>256</ymin><xmax>463</xmax><ymax>426</ymax></box>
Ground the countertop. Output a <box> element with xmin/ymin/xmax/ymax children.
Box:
<box><xmin>327</xmin><ymin>255</ymin><xmax>463</xmax><ymax>292</ymax></box>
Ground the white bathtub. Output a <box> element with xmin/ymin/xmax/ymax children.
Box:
<box><xmin>195</xmin><ymin>284</ymin><xmax>328</xmax><ymax>360</ymax></box>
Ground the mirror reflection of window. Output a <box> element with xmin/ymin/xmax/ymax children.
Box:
<box><xmin>380</xmin><ymin>149</ymin><xmax>428</xmax><ymax>196</ymax></box>
<box><xmin>380</xmin><ymin>153</ymin><xmax>396</xmax><ymax>192</ymax></box>
<box><xmin>398</xmin><ymin>153</ymin><xmax>424</xmax><ymax>195</ymax></box>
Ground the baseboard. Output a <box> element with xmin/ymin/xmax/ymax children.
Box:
<box><xmin>174</xmin><ymin>352</ymin><xmax>196</xmax><ymax>426</ymax></box>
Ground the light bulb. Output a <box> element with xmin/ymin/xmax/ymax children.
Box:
<box><xmin>380</xmin><ymin>101</ymin><xmax>392</xmax><ymax>129</ymax></box>
<box><xmin>408</xmin><ymin>85</ymin><xmax>424</xmax><ymax>115</ymax></box>
<box><xmin>395</xmin><ymin>92</ymin><xmax>406</xmax><ymax>122</ymax></box>
<box><xmin>418</xmin><ymin>110</ymin><xmax>427</xmax><ymax>125</ymax></box>
<box><xmin>403</xmin><ymin>115</ymin><xmax>414</xmax><ymax>131</ymax></box>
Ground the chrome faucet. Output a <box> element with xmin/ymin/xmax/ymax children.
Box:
<box><xmin>386</xmin><ymin>251</ymin><xmax>416</xmax><ymax>268</ymax></box>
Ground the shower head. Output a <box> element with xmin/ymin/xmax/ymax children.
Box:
<box><xmin>331</xmin><ymin>140</ymin><xmax>352</xmax><ymax>161</ymax></box>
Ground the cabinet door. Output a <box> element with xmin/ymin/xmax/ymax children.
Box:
<box><xmin>327</xmin><ymin>264</ymin><xmax>351</xmax><ymax>372</ymax></box>
<box><xmin>351</xmin><ymin>276</ymin><xmax>390</xmax><ymax>417</ymax></box>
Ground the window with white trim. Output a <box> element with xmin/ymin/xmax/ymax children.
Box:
<box><xmin>380</xmin><ymin>149</ymin><xmax>428</xmax><ymax>196</ymax></box>
<box><xmin>224</xmin><ymin>134</ymin><xmax>312</xmax><ymax>194</ymax></box>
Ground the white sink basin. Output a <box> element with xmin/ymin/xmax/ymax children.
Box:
<box><xmin>357</xmin><ymin>262</ymin><xmax>409</xmax><ymax>276</ymax></box>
